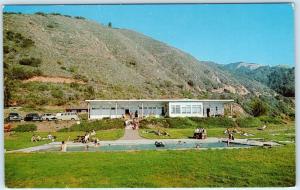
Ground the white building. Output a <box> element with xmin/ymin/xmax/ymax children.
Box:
<box><xmin>86</xmin><ymin>99</ymin><xmax>234</xmax><ymax>120</ymax></box>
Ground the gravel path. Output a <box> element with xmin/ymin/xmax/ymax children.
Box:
<box><xmin>119</xmin><ymin>128</ymin><xmax>144</xmax><ymax>140</ymax></box>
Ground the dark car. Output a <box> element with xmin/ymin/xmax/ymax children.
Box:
<box><xmin>24</xmin><ymin>113</ymin><xmax>42</xmax><ymax>121</ymax></box>
<box><xmin>6</xmin><ymin>112</ymin><xmax>23</xmax><ymax>122</ymax></box>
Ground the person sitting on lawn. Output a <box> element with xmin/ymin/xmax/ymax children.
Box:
<box><xmin>91</xmin><ymin>130</ymin><xmax>96</xmax><ymax>136</ymax></box>
<box><xmin>31</xmin><ymin>135</ymin><xmax>37</xmax><ymax>142</ymax></box>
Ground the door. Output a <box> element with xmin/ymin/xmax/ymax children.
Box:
<box><xmin>206</xmin><ymin>108</ymin><xmax>210</xmax><ymax>117</ymax></box>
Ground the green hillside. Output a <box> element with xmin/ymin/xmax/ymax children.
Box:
<box><xmin>3</xmin><ymin>12</ymin><xmax>294</xmax><ymax>117</ymax></box>
<box><xmin>223</xmin><ymin>62</ymin><xmax>295</xmax><ymax>97</ymax></box>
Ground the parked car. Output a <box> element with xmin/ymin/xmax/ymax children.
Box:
<box><xmin>41</xmin><ymin>113</ymin><xmax>57</xmax><ymax>121</ymax></box>
<box><xmin>56</xmin><ymin>112</ymin><xmax>79</xmax><ymax>121</ymax></box>
<box><xmin>24</xmin><ymin>113</ymin><xmax>42</xmax><ymax>121</ymax></box>
<box><xmin>6</xmin><ymin>112</ymin><xmax>23</xmax><ymax>122</ymax></box>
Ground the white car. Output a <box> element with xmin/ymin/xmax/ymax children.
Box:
<box><xmin>56</xmin><ymin>112</ymin><xmax>79</xmax><ymax>121</ymax></box>
<box><xmin>41</xmin><ymin>113</ymin><xmax>57</xmax><ymax>121</ymax></box>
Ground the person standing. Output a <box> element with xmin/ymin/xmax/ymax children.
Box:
<box><xmin>61</xmin><ymin>141</ymin><xmax>67</xmax><ymax>152</ymax></box>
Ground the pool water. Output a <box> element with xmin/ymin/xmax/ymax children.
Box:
<box><xmin>39</xmin><ymin>142</ymin><xmax>252</xmax><ymax>152</ymax></box>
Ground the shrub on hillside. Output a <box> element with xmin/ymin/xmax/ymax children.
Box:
<box><xmin>47</xmin><ymin>24</ymin><xmax>55</xmax><ymax>28</ymax></box>
<box><xmin>35</xmin><ymin>12</ymin><xmax>46</xmax><ymax>16</ymax></box>
<box><xmin>12</xmin><ymin>124</ymin><xmax>37</xmax><ymax>132</ymax></box>
<box><xmin>58</xmin><ymin>119</ymin><xmax>124</xmax><ymax>132</ymax></box>
<box><xmin>73</xmin><ymin>74</ymin><xmax>88</xmax><ymax>82</ymax></box>
<box><xmin>236</xmin><ymin>117</ymin><xmax>262</xmax><ymax>128</ymax></box>
<box><xmin>51</xmin><ymin>89</ymin><xmax>64</xmax><ymax>99</ymax></box>
<box><xmin>74</xmin><ymin>16</ymin><xmax>85</xmax><ymax>20</ymax></box>
<box><xmin>10</xmin><ymin>66</ymin><xmax>42</xmax><ymax>80</ymax></box>
<box><xmin>19</xmin><ymin>57</ymin><xmax>41</xmax><ymax>67</ymax></box>
<box><xmin>21</xmin><ymin>38</ymin><xmax>35</xmax><ymax>48</ymax></box>
<box><xmin>49</xmin><ymin>12</ymin><xmax>61</xmax><ymax>16</ymax></box>
<box><xmin>250</xmin><ymin>98</ymin><xmax>268</xmax><ymax>117</ymax></box>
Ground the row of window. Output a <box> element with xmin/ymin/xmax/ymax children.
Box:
<box><xmin>92</xmin><ymin>107</ymin><xmax>162</xmax><ymax>110</ymax></box>
<box><xmin>170</xmin><ymin>105</ymin><xmax>202</xmax><ymax>114</ymax></box>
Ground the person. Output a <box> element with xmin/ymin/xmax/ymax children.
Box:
<box><xmin>202</xmin><ymin>128</ymin><xmax>207</xmax><ymax>139</ymax></box>
<box><xmin>61</xmin><ymin>141</ymin><xmax>67</xmax><ymax>152</ymax></box>
<box><xmin>47</xmin><ymin>133</ymin><xmax>53</xmax><ymax>140</ymax></box>
<box><xmin>85</xmin><ymin>145</ymin><xmax>89</xmax><ymax>151</ymax></box>
<box><xmin>36</xmin><ymin>135</ymin><xmax>41</xmax><ymax>141</ymax></box>
<box><xmin>91</xmin><ymin>130</ymin><xmax>96</xmax><ymax>136</ymax></box>
<box><xmin>31</xmin><ymin>135</ymin><xmax>37</xmax><ymax>142</ymax></box>
<box><xmin>129</xmin><ymin>112</ymin><xmax>133</xmax><ymax>119</ymax></box>
<box><xmin>84</xmin><ymin>133</ymin><xmax>90</xmax><ymax>143</ymax></box>
<box><xmin>135</xmin><ymin>110</ymin><xmax>138</xmax><ymax>118</ymax></box>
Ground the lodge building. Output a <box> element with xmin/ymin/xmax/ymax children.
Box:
<box><xmin>86</xmin><ymin>99</ymin><xmax>234</xmax><ymax>120</ymax></box>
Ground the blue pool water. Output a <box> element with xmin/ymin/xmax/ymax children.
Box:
<box><xmin>39</xmin><ymin>141</ymin><xmax>253</xmax><ymax>152</ymax></box>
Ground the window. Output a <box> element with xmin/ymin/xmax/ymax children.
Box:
<box><xmin>171</xmin><ymin>105</ymin><xmax>176</xmax><ymax>114</ymax></box>
<box><xmin>192</xmin><ymin>105</ymin><xmax>201</xmax><ymax>114</ymax></box>
<box><xmin>182</xmin><ymin>106</ymin><xmax>187</xmax><ymax>114</ymax></box>
<box><xmin>186</xmin><ymin>105</ymin><xmax>191</xmax><ymax>114</ymax></box>
<box><xmin>175</xmin><ymin>105</ymin><xmax>181</xmax><ymax>114</ymax></box>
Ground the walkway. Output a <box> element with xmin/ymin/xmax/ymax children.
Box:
<box><xmin>119</xmin><ymin>128</ymin><xmax>144</xmax><ymax>140</ymax></box>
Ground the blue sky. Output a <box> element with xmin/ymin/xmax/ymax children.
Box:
<box><xmin>4</xmin><ymin>4</ymin><xmax>295</xmax><ymax>66</ymax></box>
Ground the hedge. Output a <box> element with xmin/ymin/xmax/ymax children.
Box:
<box><xmin>58</xmin><ymin>119</ymin><xmax>124</xmax><ymax>132</ymax></box>
<box><xmin>12</xmin><ymin>124</ymin><xmax>37</xmax><ymax>132</ymax></box>
<box><xmin>236</xmin><ymin>117</ymin><xmax>262</xmax><ymax>128</ymax></box>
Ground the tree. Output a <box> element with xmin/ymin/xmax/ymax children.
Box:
<box><xmin>250</xmin><ymin>98</ymin><xmax>268</xmax><ymax>117</ymax></box>
<box><xmin>108</xmin><ymin>22</ymin><xmax>112</xmax><ymax>28</ymax></box>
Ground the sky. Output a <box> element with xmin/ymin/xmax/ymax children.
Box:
<box><xmin>4</xmin><ymin>3</ymin><xmax>295</xmax><ymax>66</ymax></box>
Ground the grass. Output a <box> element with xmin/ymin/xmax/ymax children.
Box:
<box><xmin>139</xmin><ymin>121</ymin><xmax>295</xmax><ymax>142</ymax></box>
<box><xmin>5</xmin><ymin>144</ymin><xmax>295</xmax><ymax>187</ymax></box>
<box><xmin>4</xmin><ymin>129</ymin><xmax>124</xmax><ymax>151</ymax></box>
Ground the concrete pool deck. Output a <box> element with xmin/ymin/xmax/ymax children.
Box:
<box><xmin>6</xmin><ymin>137</ymin><xmax>281</xmax><ymax>153</ymax></box>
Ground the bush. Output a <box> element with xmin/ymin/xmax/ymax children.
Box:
<box><xmin>58</xmin><ymin>119</ymin><xmax>124</xmax><ymax>132</ymax></box>
<box><xmin>166</xmin><ymin>117</ymin><xmax>197</xmax><ymax>128</ymax></box>
<box><xmin>47</xmin><ymin>24</ymin><xmax>55</xmax><ymax>28</ymax></box>
<box><xmin>189</xmin><ymin>117</ymin><xmax>235</xmax><ymax>128</ymax></box>
<box><xmin>250</xmin><ymin>98</ymin><xmax>268</xmax><ymax>117</ymax></box>
<box><xmin>21</xmin><ymin>38</ymin><xmax>35</xmax><ymax>48</ymax></box>
<box><xmin>35</xmin><ymin>12</ymin><xmax>46</xmax><ymax>16</ymax></box>
<box><xmin>10</xmin><ymin>66</ymin><xmax>42</xmax><ymax>80</ymax></box>
<box><xmin>12</xmin><ymin>124</ymin><xmax>37</xmax><ymax>132</ymax></box>
<box><xmin>74</xmin><ymin>74</ymin><xmax>88</xmax><ymax>82</ymax></box>
<box><xmin>19</xmin><ymin>57</ymin><xmax>41</xmax><ymax>67</ymax></box>
<box><xmin>236</xmin><ymin>117</ymin><xmax>262</xmax><ymax>128</ymax></box>
<box><xmin>187</xmin><ymin>80</ymin><xmax>194</xmax><ymax>87</ymax></box>
<box><xmin>51</xmin><ymin>89</ymin><xmax>64</xmax><ymax>99</ymax></box>
<box><xmin>74</xmin><ymin>16</ymin><xmax>85</xmax><ymax>20</ymax></box>
<box><xmin>49</xmin><ymin>12</ymin><xmax>61</xmax><ymax>16</ymax></box>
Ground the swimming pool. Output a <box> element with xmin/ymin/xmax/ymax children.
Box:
<box><xmin>38</xmin><ymin>141</ymin><xmax>253</xmax><ymax>152</ymax></box>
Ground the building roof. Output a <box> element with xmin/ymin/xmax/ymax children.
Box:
<box><xmin>85</xmin><ymin>99</ymin><xmax>234</xmax><ymax>103</ymax></box>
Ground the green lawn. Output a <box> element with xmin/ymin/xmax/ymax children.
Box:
<box><xmin>4</xmin><ymin>129</ymin><xmax>124</xmax><ymax>151</ymax></box>
<box><xmin>5</xmin><ymin>144</ymin><xmax>295</xmax><ymax>187</ymax></box>
<box><xmin>139</xmin><ymin>122</ymin><xmax>295</xmax><ymax>142</ymax></box>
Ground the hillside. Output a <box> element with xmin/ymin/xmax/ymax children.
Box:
<box><xmin>223</xmin><ymin>62</ymin><xmax>295</xmax><ymax>97</ymax></box>
<box><xmin>3</xmin><ymin>13</ymin><xmax>294</xmax><ymax>116</ymax></box>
